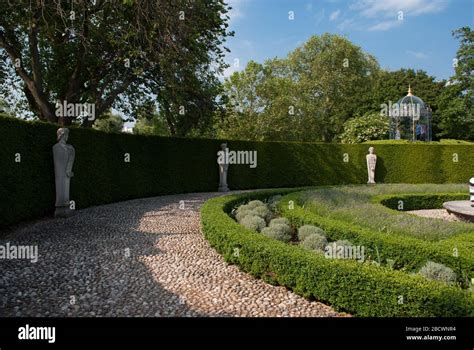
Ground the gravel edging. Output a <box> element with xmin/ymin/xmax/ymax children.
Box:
<box><xmin>406</xmin><ymin>209</ymin><xmax>463</xmax><ymax>222</ymax></box>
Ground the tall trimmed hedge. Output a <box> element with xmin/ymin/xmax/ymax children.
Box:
<box><xmin>0</xmin><ymin>116</ymin><xmax>221</xmax><ymax>228</ymax></box>
<box><xmin>1</xmin><ymin>115</ymin><xmax>473</xmax><ymax>228</ymax></box>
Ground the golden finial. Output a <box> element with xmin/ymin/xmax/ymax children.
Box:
<box><xmin>407</xmin><ymin>84</ymin><xmax>413</xmax><ymax>96</ymax></box>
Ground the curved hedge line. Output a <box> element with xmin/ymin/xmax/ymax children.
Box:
<box><xmin>375</xmin><ymin>193</ymin><xmax>468</xmax><ymax>211</ymax></box>
<box><xmin>200</xmin><ymin>190</ymin><xmax>473</xmax><ymax>316</ymax></box>
<box><xmin>278</xmin><ymin>191</ymin><xmax>474</xmax><ymax>283</ymax></box>
<box><xmin>1</xmin><ymin>114</ymin><xmax>473</xmax><ymax>228</ymax></box>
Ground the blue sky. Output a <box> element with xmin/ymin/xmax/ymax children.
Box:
<box><xmin>223</xmin><ymin>0</ymin><xmax>474</xmax><ymax>81</ymax></box>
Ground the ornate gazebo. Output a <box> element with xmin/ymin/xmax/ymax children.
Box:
<box><xmin>389</xmin><ymin>85</ymin><xmax>432</xmax><ymax>142</ymax></box>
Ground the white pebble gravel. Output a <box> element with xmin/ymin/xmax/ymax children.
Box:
<box><xmin>406</xmin><ymin>209</ymin><xmax>462</xmax><ymax>222</ymax></box>
<box><xmin>0</xmin><ymin>192</ymin><xmax>346</xmax><ymax>317</ymax></box>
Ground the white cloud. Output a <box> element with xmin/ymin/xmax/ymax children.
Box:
<box><xmin>227</xmin><ymin>0</ymin><xmax>247</xmax><ymax>24</ymax></box>
<box><xmin>337</xmin><ymin>18</ymin><xmax>355</xmax><ymax>31</ymax></box>
<box><xmin>406</xmin><ymin>50</ymin><xmax>428</xmax><ymax>59</ymax></box>
<box><xmin>241</xmin><ymin>39</ymin><xmax>252</xmax><ymax>48</ymax></box>
<box><xmin>314</xmin><ymin>9</ymin><xmax>326</xmax><ymax>25</ymax></box>
<box><xmin>222</xmin><ymin>65</ymin><xmax>239</xmax><ymax>78</ymax></box>
<box><xmin>344</xmin><ymin>0</ymin><xmax>449</xmax><ymax>32</ymax></box>
<box><xmin>368</xmin><ymin>20</ymin><xmax>403</xmax><ymax>31</ymax></box>
<box><xmin>354</xmin><ymin>0</ymin><xmax>448</xmax><ymax>18</ymax></box>
<box><xmin>329</xmin><ymin>9</ymin><xmax>341</xmax><ymax>21</ymax></box>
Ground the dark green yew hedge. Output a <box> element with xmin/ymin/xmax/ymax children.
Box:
<box><xmin>0</xmin><ymin>116</ymin><xmax>221</xmax><ymax>228</ymax></box>
<box><xmin>375</xmin><ymin>193</ymin><xmax>468</xmax><ymax>211</ymax></box>
<box><xmin>1</xmin><ymin>115</ymin><xmax>474</xmax><ymax>228</ymax></box>
<box><xmin>200</xmin><ymin>190</ymin><xmax>473</xmax><ymax>317</ymax></box>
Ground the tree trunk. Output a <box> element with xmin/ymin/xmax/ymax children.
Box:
<box><xmin>25</xmin><ymin>81</ymin><xmax>56</xmax><ymax>123</ymax></box>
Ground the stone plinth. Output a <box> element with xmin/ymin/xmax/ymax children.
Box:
<box><xmin>443</xmin><ymin>201</ymin><xmax>474</xmax><ymax>223</ymax></box>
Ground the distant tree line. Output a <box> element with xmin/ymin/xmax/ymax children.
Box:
<box><xmin>0</xmin><ymin>0</ymin><xmax>471</xmax><ymax>142</ymax></box>
<box><xmin>217</xmin><ymin>27</ymin><xmax>473</xmax><ymax>142</ymax></box>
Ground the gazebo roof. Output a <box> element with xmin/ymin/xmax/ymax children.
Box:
<box><xmin>396</xmin><ymin>85</ymin><xmax>426</xmax><ymax>107</ymax></box>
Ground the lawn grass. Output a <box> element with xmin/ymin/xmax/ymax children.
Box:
<box><xmin>201</xmin><ymin>188</ymin><xmax>474</xmax><ymax>316</ymax></box>
<box><xmin>300</xmin><ymin>184</ymin><xmax>472</xmax><ymax>241</ymax></box>
<box><xmin>277</xmin><ymin>185</ymin><xmax>473</xmax><ymax>285</ymax></box>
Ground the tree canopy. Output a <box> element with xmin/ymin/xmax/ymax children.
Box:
<box><xmin>0</xmin><ymin>0</ymin><xmax>232</xmax><ymax>135</ymax></box>
<box><xmin>93</xmin><ymin>111</ymin><xmax>124</xmax><ymax>133</ymax></box>
<box><xmin>218</xmin><ymin>33</ymin><xmax>380</xmax><ymax>142</ymax></box>
<box><xmin>435</xmin><ymin>27</ymin><xmax>474</xmax><ymax>140</ymax></box>
<box><xmin>217</xmin><ymin>29</ymin><xmax>473</xmax><ymax>142</ymax></box>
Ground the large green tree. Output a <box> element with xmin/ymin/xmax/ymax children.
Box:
<box><xmin>93</xmin><ymin>111</ymin><xmax>124</xmax><ymax>133</ymax></box>
<box><xmin>436</xmin><ymin>27</ymin><xmax>474</xmax><ymax>140</ymax></box>
<box><xmin>217</xmin><ymin>59</ymin><xmax>316</xmax><ymax>141</ymax></box>
<box><xmin>370</xmin><ymin>69</ymin><xmax>445</xmax><ymax>113</ymax></box>
<box><xmin>0</xmin><ymin>0</ymin><xmax>231</xmax><ymax>134</ymax></box>
<box><xmin>218</xmin><ymin>34</ymin><xmax>380</xmax><ymax>142</ymax></box>
<box><xmin>367</xmin><ymin>68</ymin><xmax>446</xmax><ymax>139</ymax></box>
<box><xmin>132</xmin><ymin>102</ymin><xmax>171</xmax><ymax>136</ymax></box>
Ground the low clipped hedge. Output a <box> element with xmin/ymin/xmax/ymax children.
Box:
<box><xmin>1</xmin><ymin>114</ymin><xmax>474</xmax><ymax>228</ymax></box>
<box><xmin>278</xmin><ymin>192</ymin><xmax>474</xmax><ymax>283</ymax></box>
<box><xmin>200</xmin><ymin>190</ymin><xmax>473</xmax><ymax>316</ymax></box>
<box><xmin>375</xmin><ymin>193</ymin><xmax>469</xmax><ymax>211</ymax></box>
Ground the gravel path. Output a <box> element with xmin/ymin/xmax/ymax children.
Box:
<box><xmin>406</xmin><ymin>209</ymin><xmax>462</xmax><ymax>222</ymax></box>
<box><xmin>0</xmin><ymin>192</ymin><xmax>344</xmax><ymax>317</ymax></box>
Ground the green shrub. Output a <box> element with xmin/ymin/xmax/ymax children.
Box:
<box><xmin>267</xmin><ymin>195</ymin><xmax>283</xmax><ymax>211</ymax></box>
<box><xmin>340</xmin><ymin>112</ymin><xmax>389</xmax><ymax>144</ymax></box>
<box><xmin>298</xmin><ymin>225</ymin><xmax>326</xmax><ymax>241</ymax></box>
<box><xmin>419</xmin><ymin>261</ymin><xmax>457</xmax><ymax>284</ymax></box>
<box><xmin>300</xmin><ymin>233</ymin><xmax>328</xmax><ymax>252</ymax></box>
<box><xmin>333</xmin><ymin>239</ymin><xmax>353</xmax><ymax>247</ymax></box>
<box><xmin>377</xmin><ymin>193</ymin><xmax>468</xmax><ymax>211</ymax></box>
<box><xmin>439</xmin><ymin>139</ymin><xmax>474</xmax><ymax>144</ymax></box>
<box><xmin>251</xmin><ymin>205</ymin><xmax>272</xmax><ymax>222</ymax></box>
<box><xmin>235</xmin><ymin>208</ymin><xmax>256</xmax><ymax>223</ymax></box>
<box><xmin>201</xmin><ymin>190</ymin><xmax>473</xmax><ymax>316</ymax></box>
<box><xmin>269</xmin><ymin>217</ymin><xmax>290</xmax><ymax>227</ymax></box>
<box><xmin>235</xmin><ymin>203</ymin><xmax>251</xmax><ymax>215</ymax></box>
<box><xmin>303</xmin><ymin>185</ymin><xmax>470</xmax><ymax>240</ymax></box>
<box><xmin>246</xmin><ymin>200</ymin><xmax>266</xmax><ymax>209</ymax></box>
<box><xmin>279</xmin><ymin>190</ymin><xmax>474</xmax><ymax>285</ymax></box>
<box><xmin>261</xmin><ymin>224</ymin><xmax>292</xmax><ymax>242</ymax></box>
<box><xmin>240</xmin><ymin>215</ymin><xmax>266</xmax><ymax>232</ymax></box>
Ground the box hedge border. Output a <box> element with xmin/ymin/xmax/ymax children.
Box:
<box><xmin>200</xmin><ymin>189</ymin><xmax>473</xmax><ymax>317</ymax></box>
<box><xmin>278</xmin><ymin>191</ymin><xmax>474</xmax><ymax>282</ymax></box>
<box><xmin>375</xmin><ymin>192</ymin><xmax>469</xmax><ymax>211</ymax></box>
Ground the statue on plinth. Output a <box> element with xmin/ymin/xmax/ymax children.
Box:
<box><xmin>217</xmin><ymin>142</ymin><xmax>229</xmax><ymax>192</ymax></box>
<box><xmin>53</xmin><ymin>128</ymin><xmax>75</xmax><ymax>218</ymax></box>
<box><xmin>366</xmin><ymin>147</ymin><xmax>377</xmax><ymax>184</ymax></box>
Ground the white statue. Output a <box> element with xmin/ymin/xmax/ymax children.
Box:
<box><xmin>366</xmin><ymin>147</ymin><xmax>377</xmax><ymax>184</ymax></box>
<box><xmin>217</xmin><ymin>142</ymin><xmax>229</xmax><ymax>192</ymax></box>
<box><xmin>53</xmin><ymin>128</ymin><xmax>75</xmax><ymax>217</ymax></box>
